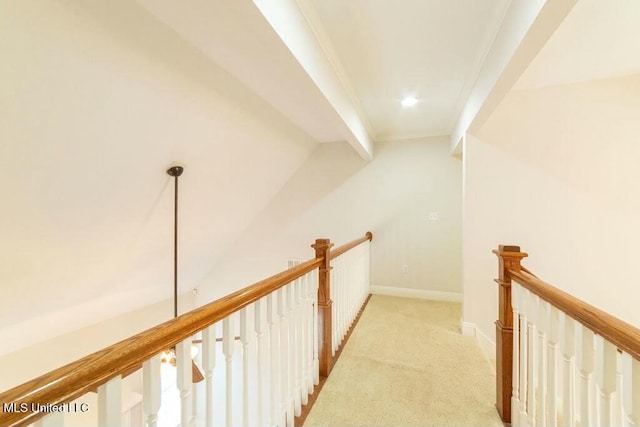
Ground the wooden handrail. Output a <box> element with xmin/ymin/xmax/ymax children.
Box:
<box><xmin>0</xmin><ymin>231</ymin><xmax>375</xmax><ymax>427</ymax></box>
<box><xmin>519</xmin><ymin>265</ymin><xmax>537</xmax><ymax>278</ymax></box>
<box><xmin>0</xmin><ymin>257</ymin><xmax>322</xmax><ymax>427</ymax></box>
<box><xmin>493</xmin><ymin>244</ymin><xmax>640</xmax><ymax>424</ymax></box>
<box><xmin>329</xmin><ymin>231</ymin><xmax>372</xmax><ymax>260</ymax></box>
<box><xmin>509</xmin><ymin>269</ymin><xmax>640</xmax><ymax>361</ymax></box>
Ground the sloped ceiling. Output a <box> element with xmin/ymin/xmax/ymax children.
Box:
<box><xmin>2</xmin><ymin>0</ymin><xmax>525</xmax><ymax>354</ymax></box>
<box><xmin>134</xmin><ymin>0</ymin><xmax>349</xmax><ymax>144</ymax></box>
<box><xmin>137</xmin><ymin>0</ymin><xmax>511</xmax><ymax>148</ymax></box>
<box><xmin>0</xmin><ymin>0</ymin><xmax>319</xmax><ymax>353</ymax></box>
<box><xmin>515</xmin><ymin>0</ymin><xmax>640</xmax><ymax>89</ymax></box>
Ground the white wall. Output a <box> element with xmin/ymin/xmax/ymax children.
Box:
<box><xmin>0</xmin><ymin>1</ymin><xmax>317</xmax><ymax>354</ymax></box>
<box><xmin>198</xmin><ymin>137</ymin><xmax>462</xmax><ymax>304</ymax></box>
<box><xmin>463</xmin><ymin>74</ymin><xmax>640</xmax><ymax>349</ymax></box>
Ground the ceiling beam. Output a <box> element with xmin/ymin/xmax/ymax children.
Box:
<box><xmin>252</xmin><ymin>0</ymin><xmax>374</xmax><ymax>160</ymax></box>
<box><xmin>450</xmin><ymin>0</ymin><xmax>578</xmax><ymax>154</ymax></box>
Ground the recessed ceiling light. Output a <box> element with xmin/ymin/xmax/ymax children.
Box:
<box><xmin>401</xmin><ymin>96</ymin><xmax>418</xmax><ymax>107</ymax></box>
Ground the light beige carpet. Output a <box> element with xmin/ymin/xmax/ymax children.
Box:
<box><xmin>304</xmin><ymin>295</ymin><xmax>503</xmax><ymax>427</ymax></box>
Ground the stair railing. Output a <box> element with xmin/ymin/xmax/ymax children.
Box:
<box><xmin>0</xmin><ymin>232</ymin><xmax>372</xmax><ymax>427</ymax></box>
<box><xmin>494</xmin><ymin>245</ymin><xmax>640</xmax><ymax>426</ymax></box>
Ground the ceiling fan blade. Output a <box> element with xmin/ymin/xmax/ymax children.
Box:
<box><xmin>192</xmin><ymin>360</ymin><xmax>205</xmax><ymax>383</ymax></box>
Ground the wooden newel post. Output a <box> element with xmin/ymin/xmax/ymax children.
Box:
<box><xmin>313</xmin><ymin>238</ymin><xmax>334</xmax><ymax>378</ymax></box>
<box><xmin>492</xmin><ymin>245</ymin><xmax>528</xmax><ymax>424</ymax></box>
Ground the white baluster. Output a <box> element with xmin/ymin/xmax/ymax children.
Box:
<box><xmin>223</xmin><ymin>316</ymin><xmax>235</xmax><ymax>427</ymax></box>
<box><xmin>634</xmin><ymin>357</ymin><xmax>640</xmax><ymax>427</ymax></box>
<box><xmin>345</xmin><ymin>254</ymin><xmax>350</xmax><ymax>335</ymax></box>
<box><xmin>536</xmin><ymin>298</ymin><xmax>548</xmax><ymax>427</ymax></box>
<box><xmin>286</xmin><ymin>283</ymin><xmax>296</xmax><ymax>424</ymax></box>
<box><xmin>302</xmin><ymin>272</ymin><xmax>312</xmax><ymax>396</ymax></box>
<box><xmin>240</xmin><ymin>307</ymin><xmax>250</xmax><ymax>427</ymax></box>
<box><xmin>312</xmin><ymin>271</ymin><xmax>320</xmax><ymax>386</ymax></box>
<box><xmin>338</xmin><ymin>256</ymin><xmax>344</xmax><ymax>343</ymax></box>
<box><xmin>351</xmin><ymin>250</ymin><xmax>356</xmax><ymax>319</ymax></box>
<box><xmin>343</xmin><ymin>254</ymin><xmax>348</xmax><ymax>335</ymax></box>
<box><xmin>520</xmin><ymin>289</ymin><xmax>529</xmax><ymax>425</ymax></box>
<box><xmin>255</xmin><ymin>298</ymin><xmax>265</xmax><ymax>427</ymax></box>
<box><xmin>350</xmin><ymin>253</ymin><xmax>355</xmax><ymax>325</ymax></box>
<box><xmin>307</xmin><ymin>270</ymin><xmax>318</xmax><ymax>394</ymax></box>
<box><xmin>330</xmin><ymin>262</ymin><xmax>337</xmax><ymax>355</ymax></box>
<box><xmin>288</xmin><ymin>278</ymin><xmax>302</xmax><ymax>416</ymax></box>
<box><xmin>176</xmin><ymin>339</ymin><xmax>193</xmax><ymax>427</ymax></box>
<box><xmin>267</xmin><ymin>292</ymin><xmax>279</xmax><ymax>427</ymax></box>
<box><xmin>300</xmin><ymin>273</ymin><xmax>309</xmax><ymax>406</ymax></box>
<box><xmin>143</xmin><ymin>354</ymin><xmax>161</xmax><ymax>427</ymax></box>
<box><xmin>527</xmin><ymin>292</ymin><xmax>537</xmax><ymax>427</ymax></box>
<box><xmin>614</xmin><ymin>350</ymin><xmax>623</xmax><ymax>427</ymax></box>
<box><xmin>622</xmin><ymin>354</ymin><xmax>640</xmax><ymax>426</ymax></box>
<box><xmin>202</xmin><ymin>324</ymin><xmax>216</xmax><ymax>427</ymax></box>
<box><xmin>358</xmin><ymin>247</ymin><xmax>363</xmax><ymax>309</ymax></box>
<box><xmin>547</xmin><ymin>306</ymin><xmax>560</xmax><ymax>427</ymax></box>
<box><xmin>560</xmin><ymin>313</ymin><xmax>576</xmax><ymax>427</ymax></box>
<box><xmin>338</xmin><ymin>255</ymin><xmax>343</xmax><ymax>348</ymax></box>
<box><xmin>98</xmin><ymin>375</ymin><xmax>122</xmax><ymax>427</ymax></box>
<box><xmin>338</xmin><ymin>255</ymin><xmax>343</xmax><ymax>345</ymax></box>
<box><xmin>34</xmin><ymin>412</ymin><xmax>64</xmax><ymax>427</ymax></box>
<box><xmin>512</xmin><ymin>283</ymin><xmax>521</xmax><ymax>427</ymax></box>
<box><xmin>278</xmin><ymin>287</ymin><xmax>290</xmax><ymax>427</ymax></box>
<box><xmin>348</xmin><ymin>252</ymin><xmax>354</xmax><ymax>328</ymax></box>
<box><xmin>365</xmin><ymin>241</ymin><xmax>371</xmax><ymax>295</ymax></box>
<box><xmin>578</xmin><ymin>326</ymin><xmax>595</xmax><ymax>427</ymax></box>
<box><xmin>595</xmin><ymin>337</ymin><xmax>618</xmax><ymax>427</ymax></box>
<box><xmin>293</xmin><ymin>279</ymin><xmax>302</xmax><ymax>416</ymax></box>
<box><xmin>366</xmin><ymin>244</ymin><xmax>370</xmax><ymax>298</ymax></box>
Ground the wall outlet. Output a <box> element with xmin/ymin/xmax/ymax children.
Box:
<box><xmin>402</xmin><ymin>264</ymin><xmax>409</xmax><ymax>274</ymax></box>
<box><xmin>428</xmin><ymin>212</ymin><xmax>439</xmax><ymax>221</ymax></box>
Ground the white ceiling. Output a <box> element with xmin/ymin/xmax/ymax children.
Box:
<box><xmin>307</xmin><ymin>0</ymin><xmax>511</xmax><ymax>141</ymax></box>
<box><xmin>138</xmin><ymin>0</ymin><xmax>511</xmax><ymax>148</ymax></box>
<box><xmin>516</xmin><ymin>0</ymin><xmax>640</xmax><ymax>90</ymax></box>
<box><xmin>135</xmin><ymin>0</ymin><xmax>348</xmax><ymax>143</ymax></box>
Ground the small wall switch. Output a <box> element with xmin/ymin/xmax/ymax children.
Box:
<box><xmin>402</xmin><ymin>264</ymin><xmax>409</xmax><ymax>274</ymax></box>
<box><xmin>428</xmin><ymin>212</ymin><xmax>439</xmax><ymax>221</ymax></box>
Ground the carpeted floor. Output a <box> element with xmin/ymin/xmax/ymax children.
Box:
<box><xmin>304</xmin><ymin>295</ymin><xmax>503</xmax><ymax>427</ymax></box>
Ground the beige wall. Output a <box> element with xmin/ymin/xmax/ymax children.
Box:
<box><xmin>0</xmin><ymin>1</ymin><xmax>317</xmax><ymax>354</ymax></box>
<box><xmin>463</xmin><ymin>75</ymin><xmax>640</xmax><ymax>347</ymax></box>
<box><xmin>198</xmin><ymin>137</ymin><xmax>463</xmax><ymax>304</ymax></box>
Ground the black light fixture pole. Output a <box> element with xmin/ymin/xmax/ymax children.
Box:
<box><xmin>163</xmin><ymin>165</ymin><xmax>205</xmax><ymax>383</ymax></box>
<box><xmin>167</xmin><ymin>165</ymin><xmax>184</xmax><ymax>319</ymax></box>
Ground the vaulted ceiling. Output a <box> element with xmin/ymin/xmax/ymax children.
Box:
<box><xmin>0</xmin><ymin>0</ymin><xmax>542</xmax><ymax>355</ymax></box>
<box><xmin>11</xmin><ymin>0</ymin><xmax>637</xmax><ymax>355</ymax></box>
<box><xmin>137</xmin><ymin>0</ymin><xmax>511</xmax><ymax>157</ymax></box>
<box><xmin>515</xmin><ymin>0</ymin><xmax>640</xmax><ymax>89</ymax></box>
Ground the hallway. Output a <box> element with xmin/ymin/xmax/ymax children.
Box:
<box><xmin>304</xmin><ymin>295</ymin><xmax>502</xmax><ymax>426</ymax></box>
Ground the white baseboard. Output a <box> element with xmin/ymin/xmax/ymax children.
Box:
<box><xmin>460</xmin><ymin>320</ymin><xmax>496</xmax><ymax>372</ymax></box>
<box><xmin>460</xmin><ymin>320</ymin><xmax>476</xmax><ymax>336</ymax></box>
<box><xmin>370</xmin><ymin>285</ymin><xmax>462</xmax><ymax>302</ymax></box>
